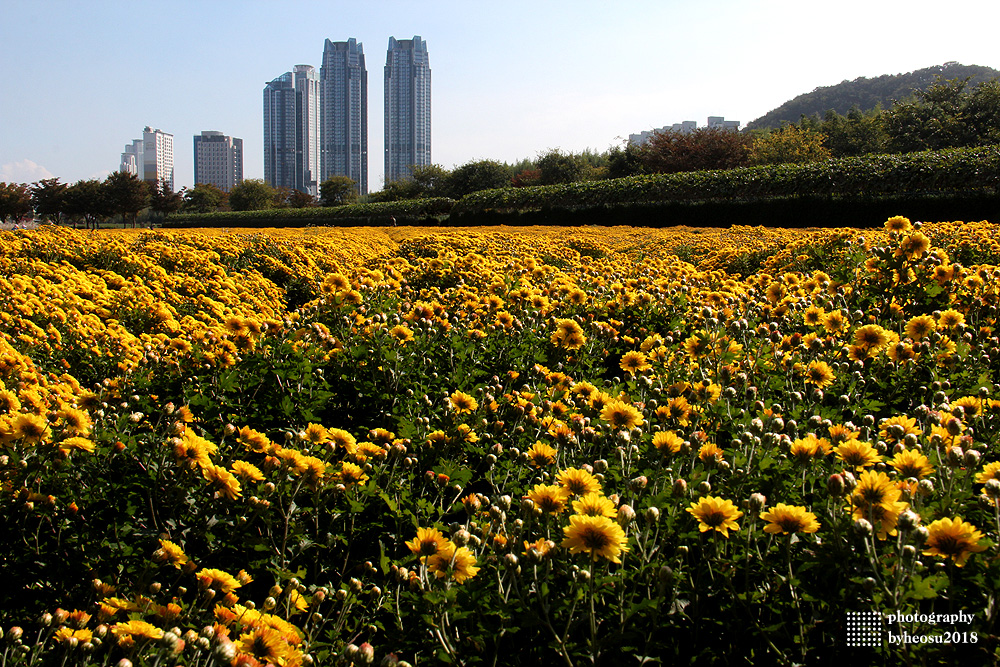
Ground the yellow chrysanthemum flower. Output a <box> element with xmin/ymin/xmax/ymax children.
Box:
<box><xmin>759</xmin><ymin>503</ymin><xmax>820</xmax><ymax>535</ymax></box>
<box><xmin>686</xmin><ymin>496</ymin><xmax>742</xmax><ymax>538</ymax></box>
<box><xmin>922</xmin><ymin>517</ymin><xmax>987</xmax><ymax>567</ymax></box>
<box><xmin>561</xmin><ymin>514</ymin><xmax>629</xmax><ymax>564</ymax></box>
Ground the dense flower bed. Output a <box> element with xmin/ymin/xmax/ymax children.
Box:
<box><xmin>1</xmin><ymin>219</ymin><xmax>999</xmax><ymax>665</ymax></box>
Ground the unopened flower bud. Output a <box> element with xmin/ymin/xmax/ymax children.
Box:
<box><xmin>947</xmin><ymin>446</ymin><xmax>964</xmax><ymax>466</ymax></box>
<box><xmin>963</xmin><ymin>449</ymin><xmax>981</xmax><ymax>467</ymax></box>
<box><xmin>748</xmin><ymin>493</ymin><xmax>766</xmax><ymax>512</ymax></box>
<box><xmin>897</xmin><ymin>510</ymin><xmax>920</xmax><ymax>531</ymax></box>
<box><xmin>617</xmin><ymin>504</ymin><xmax>636</xmax><ymax>527</ymax></box>
<box><xmin>827</xmin><ymin>473</ymin><xmax>846</xmax><ymax>498</ymax></box>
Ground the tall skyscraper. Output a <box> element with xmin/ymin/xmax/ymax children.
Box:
<box><xmin>143</xmin><ymin>127</ymin><xmax>174</xmax><ymax>191</ymax></box>
<box><xmin>194</xmin><ymin>131</ymin><xmax>244</xmax><ymax>192</ymax></box>
<box><xmin>264</xmin><ymin>65</ymin><xmax>320</xmax><ymax>196</ymax></box>
<box><xmin>384</xmin><ymin>36</ymin><xmax>431</xmax><ymax>183</ymax></box>
<box><xmin>321</xmin><ymin>38</ymin><xmax>368</xmax><ymax>195</ymax></box>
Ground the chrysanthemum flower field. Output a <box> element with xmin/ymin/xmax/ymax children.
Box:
<box><xmin>1</xmin><ymin>219</ymin><xmax>999</xmax><ymax>665</ymax></box>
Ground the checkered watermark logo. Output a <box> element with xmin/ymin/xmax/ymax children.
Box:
<box><xmin>846</xmin><ymin>610</ymin><xmax>979</xmax><ymax>647</ymax></box>
<box><xmin>846</xmin><ymin>611</ymin><xmax>883</xmax><ymax>647</ymax></box>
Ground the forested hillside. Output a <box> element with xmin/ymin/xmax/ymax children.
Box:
<box><xmin>748</xmin><ymin>62</ymin><xmax>999</xmax><ymax>129</ymax></box>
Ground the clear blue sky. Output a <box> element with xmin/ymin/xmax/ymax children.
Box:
<box><xmin>2</xmin><ymin>0</ymin><xmax>997</xmax><ymax>191</ymax></box>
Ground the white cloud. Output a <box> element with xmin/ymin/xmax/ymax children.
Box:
<box><xmin>0</xmin><ymin>159</ymin><xmax>54</xmax><ymax>183</ymax></box>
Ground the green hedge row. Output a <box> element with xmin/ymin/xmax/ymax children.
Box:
<box><xmin>445</xmin><ymin>191</ymin><xmax>1000</xmax><ymax>229</ymax></box>
<box><xmin>162</xmin><ymin>146</ymin><xmax>999</xmax><ymax>228</ymax></box>
<box><xmin>451</xmin><ymin>144</ymin><xmax>1000</xmax><ymax>214</ymax></box>
<box><xmin>163</xmin><ymin>198</ymin><xmax>456</xmax><ymax>228</ymax></box>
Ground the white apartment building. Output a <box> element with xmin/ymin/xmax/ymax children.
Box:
<box><xmin>143</xmin><ymin>127</ymin><xmax>174</xmax><ymax>191</ymax></box>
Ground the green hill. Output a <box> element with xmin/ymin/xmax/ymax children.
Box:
<box><xmin>747</xmin><ymin>62</ymin><xmax>1000</xmax><ymax>130</ymax></box>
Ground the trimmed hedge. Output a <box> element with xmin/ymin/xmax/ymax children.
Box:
<box><xmin>451</xmin><ymin>145</ymin><xmax>1000</xmax><ymax>214</ymax></box>
<box><xmin>163</xmin><ymin>198</ymin><xmax>456</xmax><ymax>228</ymax></box>
<box><xmin>445</xmin><ymin>191</ymin><xmax>1000</xmax><ymax>229</ymax></box>
<box><xmin>161</xmin><ymin>146</ymin><xmax>999</xmax><ymax>228</ymax></box>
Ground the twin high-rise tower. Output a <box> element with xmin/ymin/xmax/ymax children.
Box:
<box><xmin>384</xmin><ymin>36</ymin><xmax>431</xmax><ymax>185</ymax></box>
<box><xmin>264</xmin><ymin>36</ymin><xmax>430</xmax><ymax>197</ymax></box>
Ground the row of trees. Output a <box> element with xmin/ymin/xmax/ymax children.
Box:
<box><xmin>0</xmin><ymin>175</ymin><xmax>330</xmax><ymax>223</ymax></box>
<box><xmin>0</xmin><ymin>173</ymin><xmax>182</xmax><ymax>227</ymax></box>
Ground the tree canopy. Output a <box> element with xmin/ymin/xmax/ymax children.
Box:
<box><xmin>228</xmin><ymin>179</ymin><xmax>277</xmax><ymax>211</ymax></box>
<box><xmin>183</xmin><ymin>183</ymin><xmax>227</xmax><ymax>213</ymax></box>
<box><xmin>320</xmin><ymin>176</ymin><xmax>360</xmax><ymax>207</ymax></box>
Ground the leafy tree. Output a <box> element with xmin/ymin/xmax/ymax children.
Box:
<box><xmin>320</xmin><ymin>176</ymin><xmax>360</xmax><ymax>207</ymax></box>
<box><xmin>641</xmin><ymin>127</ymin><xmax>752</xmax><ymax>174</ymax></box>
<box><xmin>0</xmin><ymin>182</ymin><xmax>32</xmax><ymax>223</ymax></box>
<box><xmin>30</xmin><ymin>178</ymin><xmax>68</xmax><ymax>222</ymax></box>
<box><xmin>104</xmin><ymin>172</ymin><xmax>150</xmax><ymax>228</ymax></box>
<box><xmin>605</xmin><ymin>142</ymin><xmax>647</xmax><ymax>179</ymax></box>
<box><xmin>286</xmin><ymin>189</ymin><xmax>317</xmax><ymax>208</ymax></box>
<box><xmin>536</xmin><ymin>149</ymin><xmax>589</xmax><ymax>185</ymax></box>
<box><xmin>63</xmin><ymin>179</ymin><xmax>110</xmax><ymax>229</ymax></box>
<box><xmin>812</xmin><ymin>106</ymin><xmax>889</xmax><ymax>157</ymax></box>
<box><xmin>447</xmin><ymin>160</ymin><xmax>512</xmax><ymax>197</ymax></box>
<box><xmin>229</xmin><ymin>179</ymin><xmax>276</xmax><ymax>211</ymax></box>
<box><xmin>370</xmin><ymin>178</ymin><xmax>424</xmax><ymax>203</ymax></box>
<box><xmin>748</xmin><ymin>125</ymin><xmax>833</xmax><ymax>165</ymax></box>
<box><xmin>885</xmin><ymin>77</ymin><xmax>1000</xmax><ymax>152</ymax></box>
<box><xmin>884</xmin><ymin>77</ymin><xmax>971</xmax><ymax>153</ymax></box>
<box><xmin>961</xmin><ymin>79</ymin><xmax>1000</xmax><ymax>145</ymax></box>
<box><xmin>182</xmin><ymin>183</ymin><xmax>226</xmax><ymax>213</ymax></box>
<box><xmin>410</xmin><ymin>164</ymin><xmax>452</xmax><ymax>197</ymax></box>
<box><xmin>148</xmin><ymin>179</ymin><xmax>183</xmax><ymax>218</ymax></box>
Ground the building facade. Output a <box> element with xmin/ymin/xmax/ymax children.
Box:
<box><xmin>264</xmin><ymin>65</ymin><xmax>321</xmax><ymax>196</ymax></box>
<box><xmin>321</xmin><ymin>38</ymin><xmax>368</xmax><ymax>195</ymax></box>
<box><xmin>193</xmin><ymin>131</ymin><xmax>244</xmax><ymax>192</ymax></box>
<box><xmin>120</xmin><ymin>138</ymin><xmax>144</xmax><ymax>179</ymax></box>
<box><xmin>384</xmin><ymin>36</ymin><xmax>431</xmax><ymax>183</ymax></box>
<box><xmin>142</xmin><ymin>127</ymin><xmax>174</xmax><ymax>191</ymax></box>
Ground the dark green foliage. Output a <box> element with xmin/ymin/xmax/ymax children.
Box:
<box><xmin>0</xmin><ymin>182</ymin><xmax>33</xmax><ymax>222</ymax></box>
<box><xmin>319</xmin><ymin>175</ymin><xmax>360</xmax><ymax>207</ymax></box>
<box><xmin>228</xmin><ymin>178</ymin><xmax>277</xmax><ymax>211</ymax></box>
<box><xmin>62</xmin><ymin>178</ymin><xmax>110</xmax><ymax>227</ymax></box>
<box><xmin>452</xmin><ymin>145</ymin><xmax>1000</xmax><ymax>216</ymax></box>
<box><xmin>30</xmin><ymin>178</ymin><xmax>68</xmax><ymax>222</ymax></box>
<box><xmin>148</xmin><ymin>178</ymin><xmax>183</xmax><ymax>217</ymax></box>
<box><xmin>885</xmin><ymin>78</ymin><xmax>1000</xmax><ymax>152</ymax></box>
<box><xmin>536</xmin><ymin>149</ymin><xmax>591</xmax><ymax>184</ymax></box>
<box><xmin>164</xmin><ymin>197</ymin><xmax>457</xmax><ymax>228</ymax></box>
<box><xmin>182</xmin><ymin>183</ymin><xmax>227</xmax><ymax>213</ymax></box>
<box><xmin>447</xmin><ymin>159</ymin><xmax>513</xmax><ymax>197</ymax></box>
<box><xmin>104</xmin><ymin>171</ymin><xmax>150</xmax><ymax>228</ymax></box>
